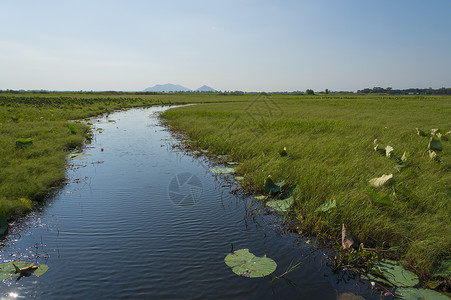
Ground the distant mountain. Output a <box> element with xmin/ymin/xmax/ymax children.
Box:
<box><xmin>144</xmin><ymin>83</ymin><xmax>191</xmax><ymax>92</ymax></box>
<box><xmin>195</xmin><ymin>85</ymin><xmax>216</xmax><ymax>92</ymax></box>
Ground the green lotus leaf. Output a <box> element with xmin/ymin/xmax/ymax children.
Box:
<box><xmin>368</xmin><ymin>190</ymin><xmax>392</xmax><ymax>206</ymax></box>
<box><xmin>264</xmin><ymin>176</ymin><xmax>285</xmax><ymax>194</ymax></box>
<box><xmin>395</xmin><ymin>288</ymin><xmax>450</xmax><ymax>300</ymax></box>
<box><xmin>0</xmin><ymin>261</ymin><xmax>49</xmax><ymax>280</ymax></box>
<box><xmin>235</xmin><ymin>176</ymin><xmax>244</xmax><ymax>181</ymax></box>
<box><xmin>430</xmin><ymin>260</ymin><xmax>451</xmax><ymax>278</ymax></box>
<box><xmin>224</xmin><ymin>249</ymin><xmax>277</xmax><ymax>278</ymax></box>
<box><xmin>254</xmin><ymin>195</ymin><xmax>267</xmax><ymax>201</ymax></box>
<box><xmin>217</xmin><ymin>154</ymin><xmax>230</xmax><ymax>159</ymax></box>
<box><xmin>266</xmin><ymin>196</ymin><xmax>294</xmax><ymax>212</ymax></box>
<box><xmin>210</xmin><ymin>167</ymin><xmax>235</xmax><ymax>174</ymax></box>
<box><xmin>316</xmin><ymin>199</ymin><xmax>337</xmax><ymax>212</ymax></box>
<box><xmin>227</xmin><ymin>161</ymin><xmax>239</xmax><ymax>165</ymax></box>
<box><xmin>372</xmin><ymin>260</ymin><xmax>419</xmax><ymax>287</ymax></box>
<box><xmin>429</xmin><ymin>137</ymin><xmax>443</xmax><ymax>151</ymax></box>
<box><xmin>369</xmin><ymin>174</ymin><xmax>394</xmax><ymax>188</ymax></box>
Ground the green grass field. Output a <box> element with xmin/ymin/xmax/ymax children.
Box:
<box><xmin>161</xmin><ymin>94</ymin><xmax>451</xmax><ymax>278</ymax></box>
<box><xmin>0</xmin><ymin>92</ymin><xmax>450</xmax><ymax>282</ymax></box>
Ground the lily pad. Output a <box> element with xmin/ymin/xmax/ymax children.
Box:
<box><xmin>429</xmin><ymin>137</ymin><xmax>443</xmax><ymax>151</ymax></box>
<box><xmin>369</xmin><ymin>174</ymin><xmax>394</xmax><ymax>188</ymax></box>
<box><xmin>254</xmin><ymin>195</ymin><xmax>267</xmax><ymax>201</ymax></box>
<box><xmin>266</xmin><ymin>196</ymin><xmax>294</xmax><ymax>212</ymax></box>
<box><xmin>217</xmin><ymin>154</ymin><xmax>230</xmax><ymax>159</ymax></box>
<box><xmin>372</xmin><ymin>260</ymin><xmax>419</xmax><ymax>287</ymax></box>
<box><xmin>227</xmin><ymin>161</ymin><xmax>239</xmax><ymax>165</ymax></box>
<box><xmin>224</xmin><ymin>249</ymin><xmax>277</xmax><ymax>278</ymax></box>
<box><xmin>368</xmin><ymin>190</ymin><xmax>392</xmax><ymax>206</ymax></box>
<box><xmin>430</xmin><ymin>260</ymin><xmax>451</xmax><ymax>278</ymax></box>
<box><xmin>316</xmin><ymin>199</ymin><xmax>337</xmax><ymax>212</ymax></box>
<box><xmin>235</xmin><ymin>176</ymin><xmax>244</xmax><ymax>181</ymax></box>
<box><xmin>0</xmin><ymin>261</ymin><xmax>48</xmax><ymax>280</ymax></box>
<box><xmin>395</xmin><ymin>288</ymin><xmax>450</xmax><ymax>300</ymax></box>
<box><xmin>210</xmin><ymin>167</ymin><xmax>235</xmax><ymax>174</ymax></box>
<box><xmin>264</xmin><ymin>176</ymin><xmax>285</xmax><ymax>194</ymax></box>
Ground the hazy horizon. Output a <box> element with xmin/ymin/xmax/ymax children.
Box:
<box><xmin>1</xmin><ymin>1</ymin><xmax>450</xmax><ymax>92</ymax></box>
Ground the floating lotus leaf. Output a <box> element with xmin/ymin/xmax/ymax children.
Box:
<box><xmin>0</xmin><ymin>216</ymin><xmax>7</xmax><ymax>236</ymax></box>
<box><xmin>254</xmin><ymin>195</ymin><xmax>267</xmax><ymax>201</ymax></box>
<box><xmin>368</xmin><ymin>190</ymin><xmax>392</xmax><ymax>206</ymax></box>
<box><xmin>316</xmin><ymin>199</ymin><xmax>337</xmax><ymax>212</ymax></box>
<box><xmin>0</xmin><ymin>261</ymin><xmax>48</xmax><ymax>280</ymax></box>
<box><xmin>372</xmin><ymin>260</ymin><xmax>419</xmax><ymax>287</ymax></box>
<box><xmin>369</xmin><ymin>174</ymin><xmax>394</xmax><ymax>188</ymax></box>
<box><xmin>210</xmin><ymin>167</ymin><xmax>235</xmax><ymax>174</ymax></box>
<box><xmin>235</xmin><ymin>176</ymin><xmax>244</xmax><ymax>181</ymax></box>
<box><xmin>266</xmin><ymin>196</ymin><xmax>294</xmax><ymax>212</ymax></box>
<box><xmin>227</xmin><ymin>161</ymin><xmax>239</xmax><ymax>165</ymax></box>
<box><xmin>386</xmin><ymin>145</ymin><xmax>394</xmax><ymax>157</ymax></box>
<box><xmin>264</xmin><ymin>176</ymin><xmax>285</xmax><ymax>194</ymax></box>
<box><xmin>224</xmin><ymin>249</ymin><xmax>277</xmax><ymax>278</ymax></box>
<box><xmin>395</xmin><ymin>288</ymin><xmax>450</xmax><ymax>300</ymax></box>
<box><xmin>217</xmin><ymin>154</ymin><xmax>230</xmax><ymax>159</ymax></box>
<box><xmin>430</xmin><ymin>260</ymin><xmax>451</xmax><ymax>278</ymax></box>
<box><xmin>429</xmin><ymin>137</ymin><xmax>442</xmax><ymax>151</ymax></box>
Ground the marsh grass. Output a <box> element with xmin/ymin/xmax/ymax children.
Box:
<box><xmin>162</xmin><ymin>95</ymin><xmax>451</xmax><ymax>278</ymax></box>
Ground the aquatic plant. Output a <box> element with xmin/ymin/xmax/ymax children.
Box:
<box><xmin>224</xmin><ymin>249</ymin><xmax>277</xmax><ymax>278</ymax></box>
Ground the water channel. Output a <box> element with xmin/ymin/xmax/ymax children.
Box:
<box><xmin>0</xmin><ymin>106</ymin><xmax>382</xmax><ymax>299</ymax></box>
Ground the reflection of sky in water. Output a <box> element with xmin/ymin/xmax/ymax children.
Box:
<box><xmin>0</xmin><ymin>107</ymin><xmax>382</xmax><ymax>299</ymax></box>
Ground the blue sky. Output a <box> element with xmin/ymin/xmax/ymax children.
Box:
<box><xmin>1</xmin><ymin>0</ymin><xmax>450</xmax><ymax>92</ymax></box>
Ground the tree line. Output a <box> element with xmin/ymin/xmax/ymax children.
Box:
<box><xmin>357</xmin><ymin>87</ymin><xmax>451</xmax><ymax>95</ymax></box>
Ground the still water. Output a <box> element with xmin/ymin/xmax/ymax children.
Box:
<box><xmin>0</xmin><ymin>106</ymin><xmax>380</xmax><ymax>299</ymax></box>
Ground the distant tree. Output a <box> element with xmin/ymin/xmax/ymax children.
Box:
<box><xmin>306</xmin><ymin>89</ymin><xmax>315</xmax><ymax>95</ymax></box>
<box><xmin>325</xmin><ymin>89</ymin><xmax>329</xmax><ymax>94</ymax></box>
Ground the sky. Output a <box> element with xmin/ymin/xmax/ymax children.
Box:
<box><xmin>1</xmin><ymin>0</ymin><xmax>450</xmax><ymax>92</ymax></box>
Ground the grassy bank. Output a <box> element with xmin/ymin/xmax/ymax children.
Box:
<box><xmin>161</xmin><ymin>94</ymin><xmax>451</xmax><ymax>279</ymax></box>
<box><xmin>0</xmin><ymin>92</ymin><xmax>241</xmax><ymax>233</ymax></box>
